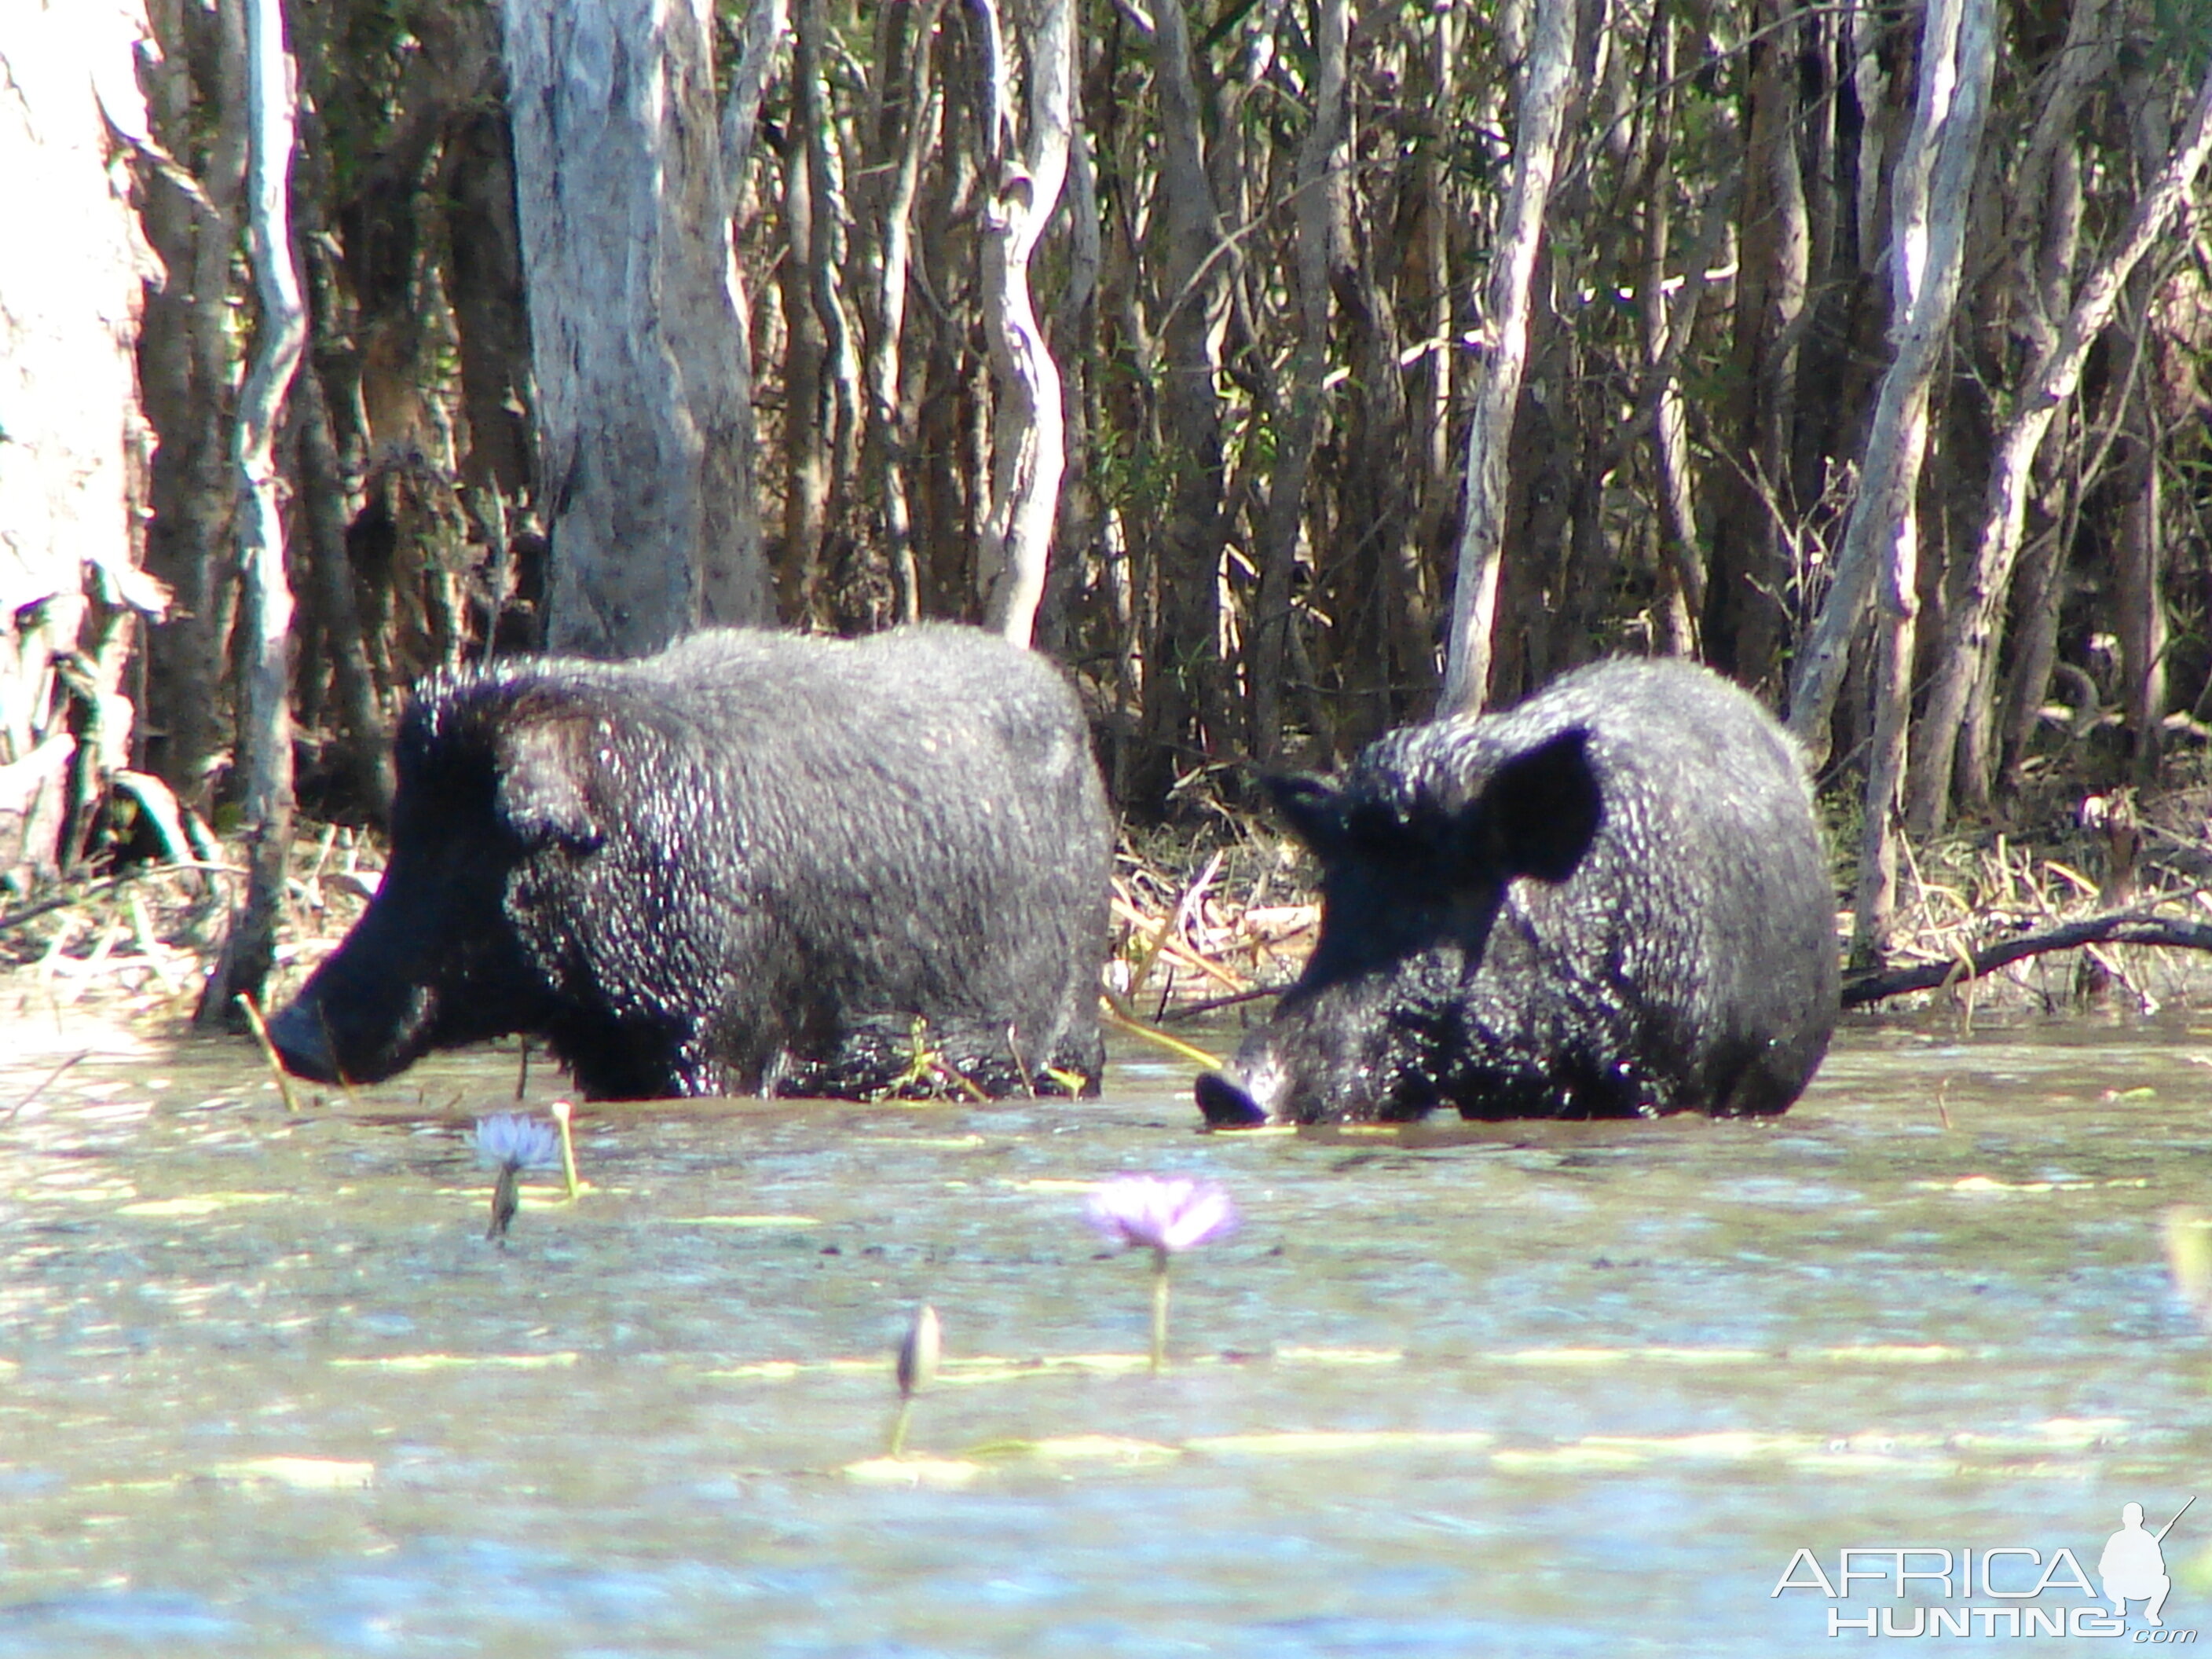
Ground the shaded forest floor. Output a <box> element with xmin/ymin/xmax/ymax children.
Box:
<box><xmin>8</xmin><ymin>776</ymin><xmax>2212</xmax><ymax>1058</ymax></box>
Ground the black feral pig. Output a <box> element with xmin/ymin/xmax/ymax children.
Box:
<box><xmin>1196</xmin><ymin>658</ymin><xmax>1838</xmax><ymax>1126</ymax></box>
<box><xmin>269</xmin><ymin>625</ymin><xmax>1109</xmax><ymax>1101</ymax></box>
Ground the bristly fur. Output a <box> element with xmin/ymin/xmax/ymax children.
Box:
<box><xmin>272</xmin><ymin>625</ymin><xmax>1110</xmax><ymax>1101</ymax></box>
<box><xmin>1200</xmin><ymin>657</ymin><xmax>1839</xmax><ymax>1125</ymax></box>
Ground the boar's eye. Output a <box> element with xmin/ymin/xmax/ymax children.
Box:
<box><xmin>1272</xmin><ymin>771</ymin><xmax>1463</xmax><ymax>871</ymax></box>
<box><xmin>1265</xmin><ymin>773</ymin><xmax>1352</xmax><ymax>861</ymax></box>
<box><xmin>1472</xmin><ymin>726</ymin><xmax>1602</xmax><ymax>884</ymax></box>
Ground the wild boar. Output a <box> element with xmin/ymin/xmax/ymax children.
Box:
<box><xmin>270</xmin><ymin>625</ymin><xmax>1108</xmax><ymax>1100</ymax></box>
<box><xmin>1197</xmin><ymin>658</ymin><xmax>1837</xmax><ymax>1125</ymax></box>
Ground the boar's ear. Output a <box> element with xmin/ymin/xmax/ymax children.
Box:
<box><xmin>493</xmin><ymin>718</ymin><xmax>603</xmax><ymax>851</ymax></box>
<box><xmin>1475</xmin><ymin>727</ymin><xmax>1602</xmax><ymax>883</ymax></box>
<box><xmin>1265</xmin><ymin>773</ymin><xmax>1352</xmax><ymax>861</ymax></box>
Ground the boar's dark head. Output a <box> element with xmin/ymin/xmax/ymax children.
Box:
<box><xmin>1197</xmin><ymin>726</ymin><xmax>1601</xmax><ymax>1126</ymax></box>
<box><xmin>268</xmin><ymin>688</ymin><xmax>605</xmax><ymax>1086</ymax></box>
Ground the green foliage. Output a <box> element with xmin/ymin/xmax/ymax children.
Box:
<box><xmin>2144</xmin><ymin>0</ymin><xmax>2212</xmax><ymax>78</ymax></box>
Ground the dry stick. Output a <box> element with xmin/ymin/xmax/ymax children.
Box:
<box><xmin>550</xmin><ymin>1100</ymin><xmax>580</xmax><ymax>1200</ymax></box>
<box><xmin>1100</xmin><ymin>993</ymin><xmax>1224</xmax><ymax>1072</ymax></box>
<box><xmin>234</xmin><ymin>992</ymin><xmax>301</xmax><ymax>1112</ymax></box>
<box><xmin>3</xmin><ymin>1050</ymin><xmax>89</xmax><ymax>1125</ymax></box>
<box><xmin>0</xmin><ymin>862</ymin><xmax>244</xmax><ymax>935</ymax></box>
<box><xmin>1109</xmin><ymin>892</ymin><xmax>1246</xmax><ymax>995</ymax></box>
<box><xmin>932</xmin><ymin>1060</ymin><xmax>992</xmax><ymax>1104</ymax></box>
<box><xmin>1842</xmin><ymin>911</ymin><xmax>2212</xmax><ymax>1007</ymax></box>
<box><xmin>1119</xmin><ymin>850</ymin><xmax>1227</xmax><ymax>1004</ymax></box>
<box><xmin>1158</xmin><ymin>984</ymin><xmax>1280</xmax><ymax>1022</ymax></box>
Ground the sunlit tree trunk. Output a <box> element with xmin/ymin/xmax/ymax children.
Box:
<box><xmin>712</xmin><ymin>0</ymin><xmax>783</xmax><ymax>632</ymax></box>
<box><xmin>1812</xmin><ymin>0</ymin><xmax>1994</xmax><ymax>965</ymax></box>
<box><xmin>792</xmin><ymin>0</ymin><xmax>862</xmax><ymax>619</ymax></box>
<box><xmin>502</xmin><ymin>0</ymin><xmax>772</xmax><ymax>658</ymax></box>
<box><xmin>199</xmin><ymin>0</ymin><xmax>304</xmax><ymax>1023</ymax></box>
<box><xmin>1439</xmin><ymin>0</ymin><xmax>1577</xmax><ymax>714</ymax></box>
<box><xmin>0</xmin><ymin>0</ymin><xmax>156</xmax><ymax>880</ymax></box>
<box><xmin>974</xmin><ymin>0</ymin><xmax>1074</xmax><ymax>646</ymax></box>
<box><xmin>1900</xmin><ymin>50</ymin><xmax>2212</xmax><ymax>827</ymax></box>
<box><xmin>1642</xmin><ymin>4</ymin><xmax>1706</xmax><ymax>658</ymax></box>
<box><xmin>857</xmin><ymin>0</ymin><xmax>939</xmax><ymax>627</ymax></box>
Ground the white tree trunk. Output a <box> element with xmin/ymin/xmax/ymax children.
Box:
<box><xmin>199</xmin><ymin>0</ymin><xmax>305</xmax><ymax>1022</ymax></box>
<box><xmin>1438</xmin><ymin>0</ymin><xmax>1577</xmax><ymax>715</ymax></box>
<box><xmin>1785</xmin><ymin>0</ymin><xmax>1997</xmax><ymax>763</ymax></box>
<box><xmin>1822</xmin><ymin>0</ymin><xmax>1994</xmax><ymax>962</ymax></box>
<box><xmin>975</xmin><ymin>0</ymin><xmax>1074</xmax><ymax>647</ymax></box>
<box><xmin>1904</xmin><ymin>51</ymin><xmax>2212</xmax><ymax>828</ymax></box>
<box><xmin>503</xmin><ymin>0</ymin><xmax>774</xmax><ymax>658</ymax></box>
<box><xmin>0</xmin><ymin>0</ymin><xmax>157</xmax><ymax>878</ymax></box>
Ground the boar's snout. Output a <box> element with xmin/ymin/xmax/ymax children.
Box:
<box><xmin>1196</xmin><ymin>1068</ymin><xmax>1272</xmax><ymax>1128</ymax></box>
<box><xmin>266</xmin><ymin>999</ymin><xmax>342</xmax><ymax>1083</ymax></box>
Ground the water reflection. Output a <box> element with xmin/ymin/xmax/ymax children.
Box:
<box><xmin>2</xmin><ymin>1016</ymin><xmax>2211</xmax><ymax>1653</ymax></box>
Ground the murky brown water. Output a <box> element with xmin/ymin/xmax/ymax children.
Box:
<box><xmin>4</xmin><ymin>1011</ymin><xmax>2212</xmax><ymax>1654</ymax></box>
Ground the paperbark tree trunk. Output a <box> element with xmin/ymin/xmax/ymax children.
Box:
<box><xmin>1438</xmin><ymin>0</ymin><xmax>1577</xmax><ymax>714</ymax></box>
<box><xmin>198</xmin><ymin>0</ymin><xmax>304</xmax><ymax>1024</ymax></box>
<box><xmin>0</xmin><ymin>0</ymin><xmax>157</xmax><ymax>881</ymax></box>
<box><xmin>1817</xmin><ymin>0</ymin><xmax>1994</xmax><ymax>965</ymax></box>
<box><xmin>502</xmin><ymin>0</ymin><xmax>773</xmax><ymax>658</ymax></box>
<box><xmin>1899</xmin><ymin>50</ymin><xmax>2212</xmax><ymax>827</ymax></box>
<box><xmin>975</xmin><ymin>0</ymin><xmax>1074</xmax><ymax>646</ymax></box>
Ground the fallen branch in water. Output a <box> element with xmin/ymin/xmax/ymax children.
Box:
<box><xmin>1843</xmin><ymin>909</ymin><xmax>2212</xmax><ymax>1007</ymax></box>
<box><xmin>1099</xmin><ymin>993</ymin><xmax>1224</xmax><ymax>1071</ymax></box>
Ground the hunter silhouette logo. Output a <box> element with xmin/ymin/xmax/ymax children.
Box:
<box><xmin>2100</xmin><ymin>1498</ymin><xmax>2190</xmax><ymax>1627</ymax></box>
<box><xmin>1774</xmin><ymin>1496</ymin><xmax>2199</xmax><ymax>1639</ymax></box>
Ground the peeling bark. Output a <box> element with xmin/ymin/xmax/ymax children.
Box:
<box><xmin>0</xmin><ymin>0</ymin><xmax>157</xmax><ymax>877</ymax></box>
<box><xmin>502</xmin><ymin>0</ymin><xmax>772</xmax><ymax>658</ymax></box>
<box><xmin>974</xmin><ymin>0</ymin><xmax>1074</xmax><ymax>646</ymax></box>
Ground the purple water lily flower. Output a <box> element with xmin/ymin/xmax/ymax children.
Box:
<box><xmin>474</xmin><ymin>1113</ymin><xmax>560</xmax><ymax>1172</ymax></box>
<box><xmin>474</xmin><ymin>1113</ymin><xmax>558</xmax><ymax>1245</ymax></box>
<box><xmin>1083</xmin><ymin>1174</ymin><xmax>1236</xmax><ymax>1373</ymax></box>
<box><xmin>1085</xmin><ymin>1174</ymin><xmax>1237</xmax><ymax>1256</ymax></box>
<box><xmin>888</xmin><ymin>1304</ymin><xmax>941</xmax><ymax>1459</ymax></box>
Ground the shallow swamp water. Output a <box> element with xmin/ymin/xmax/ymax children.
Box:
<box><xmin>5</xmin><ymin>1013</ymin><xmax>2212</xmax><ymax>1655</ymax></box>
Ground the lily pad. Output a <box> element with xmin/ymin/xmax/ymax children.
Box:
<box><xmin>841</xmin><ymin>1456</ymin><xmax>983</xmax><ymax>1488</ymax></box>
<box><xmin>328</xmin><ymin>1353</ymin><xmax>579</xmax><ymax>1372</ymax></box>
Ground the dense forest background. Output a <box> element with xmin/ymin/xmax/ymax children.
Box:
<box><xmin>3</xmin><ymin>0</ymin><xmax>2211</xmax><ymax>1008</ymax></box>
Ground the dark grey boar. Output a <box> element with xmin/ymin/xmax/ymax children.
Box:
<box><xmin>269</xmin><ymin>625</ymin><xmax>1108</xmax><ymax>1100</ymax></box>
<box><xmin>1196</xmin><ymin>657</ymin><xmax>1838</xmax><ymax>1126</ymax></box>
